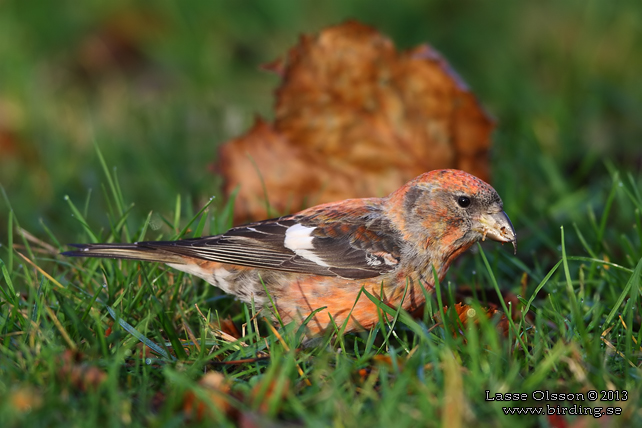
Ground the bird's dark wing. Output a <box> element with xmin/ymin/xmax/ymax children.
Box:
<box><xmin>65</xmin><ymin>201</ymin><xmax>403</xmax><ymax>280</ymax></box>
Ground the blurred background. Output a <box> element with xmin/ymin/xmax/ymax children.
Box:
<box><xmin>1</xmin><ymin>0</ymin><xmax>641</xmax><ymax>265</ymax></box>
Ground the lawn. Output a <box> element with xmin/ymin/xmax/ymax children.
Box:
<box><xmin>1</xmin><ymin>1</ymin><xmax>641</xmax><ymax>427</ymax></box>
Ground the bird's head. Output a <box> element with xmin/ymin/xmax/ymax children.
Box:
<box><xmin>387</xmin><ymin>169</ymin><xmax>516</xmax><ymax>273</ymax></box>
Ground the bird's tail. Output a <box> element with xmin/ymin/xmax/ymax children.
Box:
<box><xmin>63</xmin><ymin>243</ymin><xmax>188</xmax><ymax>264</ymax></box>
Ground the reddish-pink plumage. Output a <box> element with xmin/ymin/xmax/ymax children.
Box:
<box><xmin>64</xmin><ymin>169</ymin><xmax>516</xmax><ymax>336</ymax></box>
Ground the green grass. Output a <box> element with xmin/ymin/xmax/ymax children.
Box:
<box><xmin>2</xmin><ymin>0</ymin><xmax>642</xmax><ymax>426</ymax></box>
<box><xmin>2</xmin><ymin>163</ymin><xmax>641</xmax><ymax>427</ymax></box>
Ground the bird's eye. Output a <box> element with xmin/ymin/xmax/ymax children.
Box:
<box><xmin>457</xmin><ymin>196</ymin><xmax>471</xmax><ymax>208</ymax></box>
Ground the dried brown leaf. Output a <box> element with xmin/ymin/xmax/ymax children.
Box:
<box><xmin>10</xmin><ymin>386</ymin><xmax>43</xmax><ymax>413</ymax></box>
<box><xmin>183</xmin><ymin>371</ymin><xmax>233</xmax><ymax>421</ymax></box>
<box><xmin>212</xmin><ymin>316</ymin><xmax>243</xmax><ymax>340</ymax></box>
<box><xmin>57</xmin><ymin>350</ymin><xmax>108</xmax><ymax>391</ymax></box>
<box><xmin>434</xmin><ymin>302</ymin><xmax>511</xmax><ymax>337</ymax></box>
<box><xmin>216</xmin><ymin>21</ymin><xmax>494</xmax><ymax>222</ymax></box>
<box><xmin>73</xmin><ymin>8</ymin><xmax>164</xmax><ymax>78</ymax></box>
<box><xmin>250</xmin><ymin>377</ymin><xmax>290</xmax><ymax>414</ymax></box>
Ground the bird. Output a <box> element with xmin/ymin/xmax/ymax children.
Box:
<box><xmin>64</xmin><ymin>169</ymin><xmax>516</xmax><ymax>336</ymax></box>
